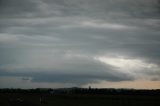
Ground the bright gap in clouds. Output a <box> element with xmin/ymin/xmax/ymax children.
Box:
<box><xmin>94</xmin><ymin>56</ymin><xmax>157</xmax><ymax>72</ymax></box>
<box><xmin>81</xmin><ymin>21</ymin><xmax>132</xmax><ymax>30</ymax></box>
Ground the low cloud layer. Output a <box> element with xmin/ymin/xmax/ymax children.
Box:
<box><xmin>0</xmin><ymin>0</ymin><xmax>160</xmax><ymax>88</ymax></box>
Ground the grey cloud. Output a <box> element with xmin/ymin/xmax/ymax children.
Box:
<box><xmin>42</xmin><ymin>0</ymin><xmax>160</xmax><ymax>18</ymax></box>
<box><xmin>0</xmin><ymin>0</ymin><xmax>160</xmax><ymax>87</ymax></box>
<box><xmin>0</xmin><ymin>0</ymin><xmax>49</xmax><ymax>18</ymax></box>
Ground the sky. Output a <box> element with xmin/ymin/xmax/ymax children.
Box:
<box><xmin>0</xmin><ymin>0</ymin><xmax>160</xmax><ymax>89</ymax></box>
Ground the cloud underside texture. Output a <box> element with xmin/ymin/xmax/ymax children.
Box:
<box><xmin>0</xmin><ymin>0</ymin><xmax>160</xmax><ymax>86</ymax></box>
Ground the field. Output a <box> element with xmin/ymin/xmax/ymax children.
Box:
<box><xmin>0</xmin><ymin>93</ymin><xmax>160</xmax><ymax>106</ymax></box>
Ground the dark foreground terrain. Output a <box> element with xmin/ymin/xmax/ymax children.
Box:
<box><xmin>0</xmin><ymin>88</ymin><xmax>160</xmax><ymax>106</ymax></box>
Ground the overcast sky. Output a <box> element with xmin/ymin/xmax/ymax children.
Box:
<box><xmin>0</xmin><ymin>0</ymin><xmax>160</xmax><ymax>89</ymax></box>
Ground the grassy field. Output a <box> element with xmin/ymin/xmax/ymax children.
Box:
<box><xmin>0</xmin><ymin>93</ymin><xmax>160</xmax><ymax>106</ymax></box>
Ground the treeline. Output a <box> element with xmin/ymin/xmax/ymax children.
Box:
<box><xmin>0</xmin><ymin>88</ymin><xmax>53</xmax><ymax>93</ymax></box>
<box><xmin>71</xmin><ymin>88</ymin><xmax>160</xmax><ymax>95</ymax></box>
<box><xmin>0</xmin><ymin>88</ymin><xmax>160</xmax><ymax>96</ymax></box>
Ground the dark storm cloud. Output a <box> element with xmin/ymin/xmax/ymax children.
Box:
<box><xmin>0</xmin><ymin>0</ymin><xmax>160</xmax><ymax>87</ymax></box>
<box><xmin>0</xmin><ymin>59</ymin><xmax>134</xmax><ymax>85</ymax></box>
<box><xmin>0</xmin><ymin>71</ymin><xmax>133</xmax><ymax>85</ymax></box>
